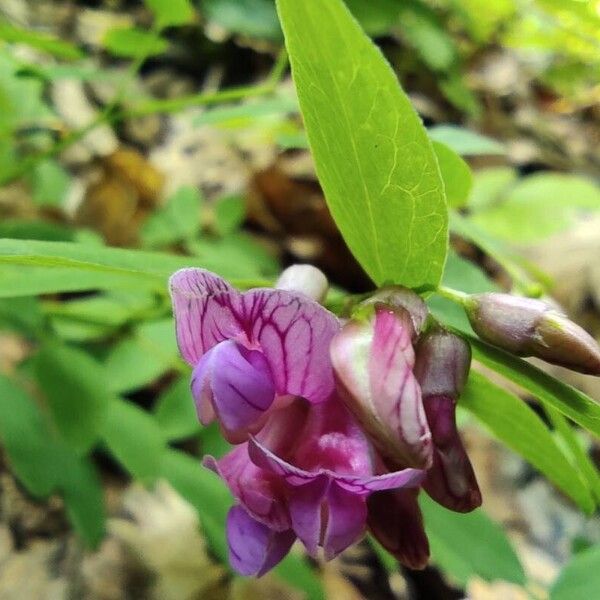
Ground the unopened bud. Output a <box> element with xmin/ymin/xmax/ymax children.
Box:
<box><xmin>414</xmin><ymin>329</ymin><xmax>481</xmax><ymax>512</ymax></box>
<box><xmin>466</xmin><ymin>293</ymin><xmax>600</xmax><ymax>375</ymax></box>
<box><xmin>275</xmin><ymin>264</ymin><xmax>328</xmax><ymax>303</ymax></box>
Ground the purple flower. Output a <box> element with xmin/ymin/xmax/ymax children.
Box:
<box><xmin>205</xmin><ymin>396</ymin><xmax>424</xmax><ymax>573</ymax></box>
<box><xmin>169</xmin><ymin>268</ymin><xmax>339</xmax><ymax>441</ymax></box>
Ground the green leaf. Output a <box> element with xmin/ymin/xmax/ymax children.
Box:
<box><xmin>144</xmin><ymin>0</ymin><xmax>194</xmax><ymax>27</ymax></box>
<box><xmin>467</xmin><ymin>167</ymin><xmax>517</xmax><ymax>211</ymax></box>
<box><xmin>104</xmin><ymin>319</ymin><xmax>178</xmax><ymax>394</ymax></box>
<box><xmin>471</xmin><ymin>173</ymin><xmax>600</xmax><ymax>243</ymax></box>
<box><xmin>469</xmin><ymin>337</ymin><xmax>600</xmax><ymax>439</ymax></box>
<box><xmin>344</xmin><ymin>0</ymin><xmax>400</xmax><ymax>35</ymax></box>
<box><xmin>420</xmin><ymin>494</ymin><xmax>526</xmax><ymax>585</ymax></box>
<box><xmin>101</xmin><ymin>399</ymin><xmax>166</xmax><ymax>481</ymax></box>
<box><xmin>462</xmin><ymin>371</ymin><xmax>594</xmax><ymax>513</ymax></box>
<box><xmin>0</xmin><ymin>21</ymin><xmax>83</xmax><ymax>59</ymax></box>
<box><xmin>0</xmin><ymin>296</ymin><xmax>44</xmax><ymax>336</ymax></box>
<box><xmin>28</xmin><ymin>160</ymin><xmax>71</xmax><ymax>206</ymax></box>
<box><xmin>428</xmin><ymin>125</ymin><xmax>505</xmax><ymax>156</ymax></box>
<box><xmin>551</xmin><ymin>544</ymin><xmax>600</xmax><ymax>600</ymax></box>
<box><xmin>213</xmin><ymin>195</ymin><xmax>246</xmax><ymax>236</ymax></box>
<box><xmin>433</xmin><ymin>141</ymin><xmax>473</xmax><ymax>208</ymax></box>
<box><xmin>0</xmin><ymin>219</ymin><xmax>75</xmax><ymax>242</ymax></box>
<box><xmin>277</xmin><ymin>0</ymin><xmax>447</xmax><ymax>288</ymax></box>
<box><xmin>0</xmin><ymin>239</ymin><xmax>267</xmax><ymax>297</ymax></box>
<box><xmin>103</xmin><ymin>27</ymin><xmax>168</xmax><ymax>58</ymax></box>
<box><xmin>34</xmin><ymin>343</ymin><xmax>111</xmax><ymax>454</ymax></box>
<box><xmin>0</xmin><ymin>374</ymin><xmax>59</xmax><ymax>497</ymax></box>
<box><xmin>202</xmin><ymin>0</ymin><xmax>282</xmax><ymax>40</ymax></box>
<box><xmin>59</xmin><ymin>451</ymin><xmax>106</xmax><ymax>548</ymax></box>
<box><xmin>140</xmin><ymin>186</ymin><xmax>202</xmax><ymax>249</ymax></box>
<box><xmin>154</xmin><ymin>376</ymin><xmax>199</xmax><ymax>440</ymax></box>
<box><xmin>397</xmin><ymin>1</ymin><xmax>458</xmax><ymax>71</ymax></box>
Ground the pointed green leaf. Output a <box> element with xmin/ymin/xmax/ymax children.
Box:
<box><xmin>462</xmin><ymin>371</ymin><xmax>594</xmax><ymax>513</ymax></box>
<box><xmin>277</xmin><ymin>0</ymin><xmax>447</xmax><ymax>287</ymax></box>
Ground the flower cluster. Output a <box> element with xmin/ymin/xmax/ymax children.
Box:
<box><xmin>170</xmin><ymin>266</ymin><xmax>479</xmax><ymax>574</ymax></box>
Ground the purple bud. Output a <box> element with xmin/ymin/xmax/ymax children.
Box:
<box><xmin>275</xmin><ymin>264</ymin><xmax>329</xmax><ymax>303</ymax></box>
<box><xmin>466</xmin><ymin>293</ymin><xmax>600</xmax><ymax>375</ymax></box>
<box><xmin>414</xmin><ymin>329</ymin><xmax>481</xmax><ymax>512</ymax></box>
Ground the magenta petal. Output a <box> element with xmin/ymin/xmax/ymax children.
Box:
<box><xmin>241</xmin><ymin>289</ymin><xmax>339</xmax><ymax>404</ymax></box>
<box><xmin>192</xmin><ymin>340</ymin><xmax>275</xmax><ymax>435</ymax></box>
<box><xmin>336</xmin><ymin>468</ymin><xmax>425</xmax><ymax>493</ymax></box>
<box><xmin>169</xmin><ymin>269</ymin><xmax>242</xmax><ymax>366</ymax></box>
<box><xmin>288</xmin><ymin>476</ymin><xmax>329</xmax><ymax>557</ymax></box>
<box><xmin>227</xmin><ymin>505</ymin><xmax>296</xmax><ymax>577</ymax></box>
<box><xmin>423</xmin><ymin>395</ymin><xmax>481</xmax><ymax>512</ymax></box>
<box><xmin>323</xmin><ymin>483</ymin><xmax>367</xmax><ymax>560</ymax></box>
<box><xmin>368</xmin><ymin>489</ymin><xmax>430</xmax><ymax>570</ymax></box>
<box><xmin>331</xmin><ymin>307</ymin><xmax>432</xmax><ymax>470</ymax></box>
<box><xmin>203</xmin><ymin>445</ymin><xmax>290</xmax><ymax>531</ymax></box>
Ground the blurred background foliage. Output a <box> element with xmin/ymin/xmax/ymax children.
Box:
<box><xmin>0</xmin><ymin>0</ymin><xmax>600</xmax><ymax>598</ymax></box>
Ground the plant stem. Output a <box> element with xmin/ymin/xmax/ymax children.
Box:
<box><xmin>436</xmin><ymin>285</ymin><xmax>470</xmax><ymax>306</ymax></box>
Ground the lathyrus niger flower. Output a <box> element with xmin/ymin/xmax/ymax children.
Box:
<box><xmin>170</xmin><ymin>267</ymin><xmax>478</xmax><ymax>575</ymax></box>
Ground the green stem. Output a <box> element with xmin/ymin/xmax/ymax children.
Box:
<box><xmin>436</xmin><ymin>285</ymin><xmax>470</xmax><ymax>306</ymax></box>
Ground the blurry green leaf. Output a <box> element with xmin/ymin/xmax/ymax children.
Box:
<box><xmin>397</xmin><ymin>1</ymin><xmax>457</xmax><ymax>71</ymax></box>
<box><xmin>28</xmin><ymin>159</ymin><xmax>70</xmax><ymax>206</ymax></box>
<box><xmin>421</xmin><ymin>494</ymin><xmax>526</xmax><ymax>585</ymax></box>
<box><xmin>0</xmin><ymin>239</ymin><xmax>269</xmax><ymax>297</ymax></box>
<box><xmin>274</xmin><ymin>554</ymin><xmax>324</xmax><ymax>600</ymax></box>
<box><xmin>469</xmin><ymin>337</ymin><xmax>600</xmax><ymax>439</ymax></box>
<box><xmin>468</xmin><ymin>167</ymin><xmax>518</xmax><ymax>211</ymax></box>
<box><xmin>141</xmin><ymin>186</ymin><xmax>202</xmax><ymax>249</ymax></box>
<box><xmin>103</xmin><ymin>27</ymin><xmax>168</xmax><ymax>58</ymax></box>
<box><xmin>453</xmin><ymin>0</ymin><xmax>515</xmax><ymax>43</ymax></box>
<box><xmin>193</xmin><ymin>94</ymin><xmax>299</xmax><ymax>127</ymax></box>
<box><xmin>277</xmin><ymin>0</ymin><xmax>447</xmax><ymax>288</ymax></box>
<box><xmin>202</xmin><ymin>0</ymin><xmax>281</xmax><ymax>40</ymax></box>
<box><xmin>154</xmin><ymin>376</ymin><xmax>199</xmax><ymax>440</ymax></box>
<box><xmin>344</xmin><ymin>0</ymin><xmax>400</xmax><ymax>35</ymax></box>
<box><xmin>0</xmin><ymin>296</ymin><xmax>44</xmax><ymax>336</ymax></box>
<box><xmin>144</xmin><ymin>0</ymin><xmax>194</xmax><ymax>27</ymax></box>
<box><xmin>433</xmin><ymin>141</ymin><xmax>473</xmax><ymax>208</ymax></box>
<box><xmin>428</xmin><ymin>125</ymin><xmax>505</xmax><ymax>156</ymax></box>
<box><xmin>59</xmin><ymin>451</ymin><xmax>106</xmax><ymax>548</ymax></box>
<box><xmin>101</xmin><ymin>399</ymin><xmax>166</xmax><ymax>481</ymax></box>
<box><xmin>104</xmin><ymin>319</ymin><xmax>178</xmax><ymax>394</ymax></box>
<box><xmin>0</xmin><ymin>374</ymin><xmax>58</xmax><ymax>496</ymax></box>
<box><xmin>186</xmin><ymin>233</ymin><xmax>279</xmax><ymax>278</ymax></box>
<box><xmin>49</xmin><ymin>318</ymin><xmax>115</xmax><ymax>343</ymax></box>
<box><xmin>213</xmin><ymin>195</ymin><xmax>245</xmax><ymax>235</ymax></box>
<box><xmin>471</xmin><ymin>174</ymin><xmax>600</xmax><ymax>243</ymax></box>
<box><xmin>0</xmin><ymin>219</ymin><xmax>75</xmax><ymax>241</ymax></box>
<box><xmin>0</xmin><ymin>21</ymin><xmax>83</xmax><ymax>59</ymax></box>
<box><xmin>551</xmin><ymin>544</ymin><xmax>600</xmax><ymax>600</ymax></box>
<box><xmin>199</xmin><ymin>422</ymin><xmax>231</xmax><ymax>459</ymax></box>
<box><xmin>34</xmin><ymin>343</ymin><xmax>111</xmax><ymax>453</ymax></box>
<box><xmin>439</xmin><ymin>72</ymin><xmax>482</xmax><ymax>118</ymax></box>
<box><xmin>462</xmin><ymin>371</ymin><xmax>594</xmax><ymax>513</ymax></box>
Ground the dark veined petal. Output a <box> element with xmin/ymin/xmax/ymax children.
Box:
<box><xmin>192</xmin><ymin>340</ymin><xmax>275</xmax><ymax>438</ymax></box>
<box><xmin>241</xmin><ymin>289</ymin><xmax>339</xmax><ymax>403</ymax></box>
<box><xmin>227</xmin><ymin>505</ymin><xmax>296</xmax><ymax>577</ymax></box>
<box><xmin>368</xmin><ymin>489</ymin><xmax>430</xmax><ymax>570</ymax></box>
<box><xmin>331</xmin><ymin>306</ymin><xmax>432</xmax><ymax>469</ymax></box>
<box><xmin>169</xmin><ymin>269</ymin><xmax>242</xmax><ymax>366</ymax></box>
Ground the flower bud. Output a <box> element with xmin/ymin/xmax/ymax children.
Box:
<box><xmin>275</xmin><ymin>264</ymin><xmax>328</xmax><ymax>303</ymax></box>
<box><xmin>414</xmin><ymin>329</ymin><xmax>481</xmax><ymax>512</ymax></box>
<box><xmin>466</xmin><ymin>293</ymin><xmax>600</xmax><ymax>375</ymax></box>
